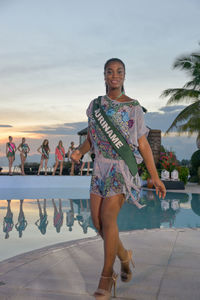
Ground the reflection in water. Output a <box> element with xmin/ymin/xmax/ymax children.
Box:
<box><xmin>1</xmin><ymin>192</ymin><xmax>200</xmax><ymax>241</ymax></box>
<box><xmin>66</xmin><ymin>199</ymin><xmax>75</xmax><ymax>231</ymax></box>
<box><xmin>35</xmin><ymin>199</ymin><xmax>48</xmax><ymax>235</ymax></box>
<box><xmin>76</xmin><ymin>199</ymin><xmax>91</xmax><ymax>234</ymax></box>
<box><xmin>15</xmin><ymin>200</ymin><xmax>27</xmax><ymax>238</ymax></box>
<box><xmin>191</xmin><ymin>194</ymin><xmax>200</xmax><ymax>217</ymax></box>
<box><xmin>3</xmin><ymin>200</ymin><xmax>14</xmax><ymax>239</ymax></box>
<box><xmin>52</xmin><ymin>198</ymin><xmax>63</xmax><ymax>233</ymax></box>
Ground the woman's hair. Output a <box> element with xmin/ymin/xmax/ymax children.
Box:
<box><xmin>58</xmin><ymin>140</ymin><xmax>63</xmax><ymax>147</ymax></box>
<box><xmin>104</xmin><ymin>58</ymin><xmax>126</xmax><ymax>93</ymax></box>
<box><xmin>42</xmin><ymin>139</ymin><xmax>49</xmax><ymax>148</ymax></box>
<box><xmin>8</xmin><ymin>136</ymin><xmax>12</xmax><ymax>140</ymax></box>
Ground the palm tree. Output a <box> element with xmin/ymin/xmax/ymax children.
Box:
<box><xmin>161</xmin><ymin>48</ymin><xmax>200</xmax><ymax>148</ymax></box>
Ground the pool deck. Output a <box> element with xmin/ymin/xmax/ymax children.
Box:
<box><xmin>0</xmin><ymin>228</ymin><xmax>200</xmax><ymax>300</ymax></box>
<box><xmin>0</xmin><ymin>178</ymin><xmax>199</xmax><ymax>299</ymax></box>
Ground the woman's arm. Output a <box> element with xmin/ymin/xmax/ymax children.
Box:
<box><xmin>138</xmin><ymin>135</ymin><xmax>166</xmax><ymax>199</ymax></box>
<box><xmin>71</xmin><ymin>132</ymin><xmax>91</xmax><ymax>163</ymax></box>
<box><xmin>17</xmin><ymin>144</ymin><xmax>22</xmax><ymax>152</ymax></box>
<box><xmin>37</xmin><ymin>146</ymin><xmax>42</xmax><ymax>154</ymax></box>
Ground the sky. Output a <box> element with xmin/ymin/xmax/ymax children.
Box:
<box><xmin>0</xmin><ymin>0</ymin><xmax>200</xmax><ymax>166</ymax></box>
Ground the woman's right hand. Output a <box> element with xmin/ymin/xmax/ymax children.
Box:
<box><xmin>71</xmin><ymin>149</ymin><xmax>82</xmax><ymax>163</ymax></box>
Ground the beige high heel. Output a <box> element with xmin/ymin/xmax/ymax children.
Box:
<box><xmin>120</xmin><ymin>249</ymin><xmax>135</xmax><ymax>282</ymax></box>
<box><xmin>94</xmin><ymin>272</ymin><xmax>118</xmax><ymax>299</ymax></box>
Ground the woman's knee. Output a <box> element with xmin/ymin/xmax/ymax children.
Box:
<box><xmin>91</xmin><ymin>217</ymin><xmax>101</xmax><ymax>233</ymax></box>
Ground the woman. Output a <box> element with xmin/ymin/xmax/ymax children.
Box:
<box><xmin>67</xmin><ymin>141</ymin><xmax>75</xmax><ymax>175</ymax></box>
<box><xmin>80</xmin><ymin>151</ymin><xmax>92</xmax><ymax>176</ymax></box>
<box><xmin>52</xmin><ymin>140</ymin><xmax>65</xmax><ymax>176</ymax></box>
<box><xmin>6</xmin><ymin>136</ymin><xmax>16</xmax><ymax>175</ymax></box>
<box><xmin>17</xmin><ymin>138</ymin><xmax>30</xmax><ymax>175</ymax></box>
<box><xmin>71</xmin><ymin>58</ymin><xmax>166</xmax><ymax>299</ymax></box>
<box><xmin>37</xmin><ymin>139</ymin><xmax>50</xmax><ymax>175</ymax></box>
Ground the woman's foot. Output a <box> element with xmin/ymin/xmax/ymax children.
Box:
<box><xmin>94</xmin><ymin>272</ymin><xmax>118</xmax><ymax>299</ymax></box>
<box><xmin>120</xmin><ymin>249</ymin><xmax>135</xmax><ymax>282</ymax></box>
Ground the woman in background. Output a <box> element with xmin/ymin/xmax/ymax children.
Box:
<box><xmin>52</xmin><ymin>140</ymin><xmax>65</xmax><ymax>176</ymax></box>
<box><xmin>6</xmin><ymin>136</ymin><xmax>16</xmax><ymax>175</ymax></box>
<box><xmin>67</xmin><ymin>141</ymin><xmax>75</xmax><ymax>175</ymax></box>
<box><xmin>17</xmin><ymin>137</ymin><xmax>30</xmax><ymax>175</ymax></box>
<box><xmin>80</xmin><ymin>151</ymin><xmax>92</xmax><ymax>176</ymax></box>
<box><xmin>37</xmin><ymin>139</ymin><xmax>50</xmax><ymax>176</ymax></box>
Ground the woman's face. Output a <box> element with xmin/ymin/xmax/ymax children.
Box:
<box><xmin>104</xmin><ymin>61</ymin><xmax>125</xmax><ymax>91</ymax></box>
<box><xmin>44</xmin><ymin>140</ymin><xmax>48</xmax><ymax>146</ymax></box>
<box><xmin>9</xmin><ymin>136</ymin><xmax>12</xmax><ymax>142</ymax></box>
<box><xmin>22</xmin><ymin>138</ymin><xmax>25</xmax><ymax>143</ymax></box>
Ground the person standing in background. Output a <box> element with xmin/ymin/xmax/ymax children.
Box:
<box><xmin>52</xmin><ymin>140</ymin><xmax>65</xmax><ymax>176</ymax></box>
<box><xmin>6</xmin><ymin>136</ymin><xmax>16</xmax><ymax>175</ymax></box>
<box><xmin>37</xmin><ymin>139</ymin><xmax>50</xmax><ymax>176</ymax></box>
<box><xmin>80</xmin><ymin>151</ymin><xmax>92</xmax><ymax>176</ymax></box>
<box><xmin>67</xmin><ymin>141</ymin><xmax>76</xmax><ymax>175</ymax></box>
<box><xmin>17</xmin><ymin>138</ymin><xmax>30</xmax><ymax>175</ymax></box>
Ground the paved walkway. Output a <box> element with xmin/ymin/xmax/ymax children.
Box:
<box><xmin>0</xmin><ymin>228</ymin><xmax>200</xmax><ymax>300</ymax></box>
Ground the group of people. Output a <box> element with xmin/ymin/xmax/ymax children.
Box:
<box><xmin>5</xmin><ymin>137</ymin><xmax>92</xmax><ymax>176</ymax></box>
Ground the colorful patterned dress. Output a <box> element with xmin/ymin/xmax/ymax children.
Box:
<box><xmin>86</xmin><ymin>95</ymin><xmax>149</xmax><ymax>205</ymax></box>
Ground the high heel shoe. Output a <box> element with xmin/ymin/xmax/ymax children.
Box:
<box><xmin>94</xmin><ymin>272</ymin><xmax>118</xmax><ymax>299</ymax></box>
<box><xmin>120</xmin><ymin>249</ymin><xmax>135</xmax><ymax>282</ymax></box>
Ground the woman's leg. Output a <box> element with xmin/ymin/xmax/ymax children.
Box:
<box><xmin>20</xmin><ymin>153</ymin><xmax>26</xmax><ymax>175</ymax></box>
<box><xmin>91</xmin><ymin>194</ymin><xmax>128</xmax><ymax>292</ymax></box>
<box><xmin>87</xmin><ymin>162</ymin><xmax>90</xmax><ymax>176</ymax></box>
<box><xmin>44</xmin><ymin>159</ymin><xmax>48</xmax><ymax>175</ymax></box>
<box><xmin>90</xmin><ymin>194</ymin><xmax>129</xmax><ymax>287</ymax></box>
<box><xmin>52</xmin><ymin>161</ymin><xmax>58</xmax><ymax>176</ymax></box>
<box><xmin>59</xmin><ymin>162</ymin><xmax>63</xmax><ymax>175</ymax></box>
<box><xmin>8</xmin><ymin>157</ymin><xmax>12</xmax><ymax>174</ymax></box>
<box><xmin>90</xmin><ymin>194</ymin><xmax>128</xmax><ymax>259</ymax></box>
<box><xmin>37</xmin><ymin>159</ymin><xmax>43</xmax><ymax>175</ymax></box>
<box><xmin>70</xmin><ymin>161</ymin><xmax>75</xmax><ymax>175</ymax></box>
<box><xmin>80</xmin><ymin>162</ymin><xmax>85</xmax><ymax>176</ymax></box>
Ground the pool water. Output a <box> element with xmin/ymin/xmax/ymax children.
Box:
<box><xmin>0</xmin><ymin>191</ymin><xmax>200</xmax><ymax>262</ymax></box>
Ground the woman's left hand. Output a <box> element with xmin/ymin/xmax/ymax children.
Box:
<box><xmin>151</xmin><ymin>177</ymin><xmax>166</xmax><ymax>199</ymax></box>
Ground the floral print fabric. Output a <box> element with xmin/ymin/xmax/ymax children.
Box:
<box><xmin>86</xmin><ymin>95</ymin><xmax>149</xmax><ymax>204</ymax></box>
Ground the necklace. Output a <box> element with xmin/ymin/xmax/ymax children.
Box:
<box><xmin>107</xmin><ymin>91</ymin><xmax>125</xmax><ymax>100</ymax></box>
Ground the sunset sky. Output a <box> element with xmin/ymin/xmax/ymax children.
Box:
<box><xmin>0</xmin><ymin>0</ymin><xmax>199</xmax><ymax>165</ymax></box>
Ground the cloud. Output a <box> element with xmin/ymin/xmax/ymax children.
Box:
<box><xmin>159</xmin><ymin>105</ymin><xmax>186</xmax><ymax>113</ymax></box>
<box><xmin>0</xmin><ymin>125</ymin><xmax>12</xmax><ymax>127</ymax></box>
<box><xmin>21</xmin><ymin>122</ymin><xmax>88</xmax><ymax>136</ymax></box>
<box><xmin>145</xmin><ymin>105</ymin><xmax>187</xmax><ymax>132</ymax></box>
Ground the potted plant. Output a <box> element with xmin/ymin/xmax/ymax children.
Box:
<box><xmin>141</xmin><ymin>169</ymin><xmax>153</xmax><ymax>188</ymax></box>
<box><xmin>159</xmin><ymin>151</ymin><xmax>179</xmax><ymax>178</ymax></box>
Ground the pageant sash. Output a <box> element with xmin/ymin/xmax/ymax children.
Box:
<box><xmin>92</xmin><ymin>96</ymin><xmax>138</xmax><ymax>177</ymax></box>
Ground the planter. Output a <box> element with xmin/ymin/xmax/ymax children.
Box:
<box><xmin>147</xmin><ymin>178</ymin><xmax>154</xmax><ymax>189</ymax></box>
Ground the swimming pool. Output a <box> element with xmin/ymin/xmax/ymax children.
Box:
<box><xmin>0</xmin><ymin>191</ymin><xmax>200</xmax><ymax>262</ymax></box>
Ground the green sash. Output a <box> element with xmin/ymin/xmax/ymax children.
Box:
<box><xmin>92</xmin><ymin>96</ymin><xmax>138</xmax><ymax>177</ymax></box>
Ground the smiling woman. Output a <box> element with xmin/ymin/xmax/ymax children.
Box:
<box><xmin>71</xmin><ymin>58</ymin><xmax>166</xmax><ymax>299</ymax></box>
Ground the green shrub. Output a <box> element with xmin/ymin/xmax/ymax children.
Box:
<box><xmin>198</xmin><ymin>166</ymin><xmax>200</xmax><ymax>184</ymax></box>
<box><xmin>191</xmin><ymin>150</ymin><xmax>200</xmax><ymax>175</ymax></box>
<box><xmin>178</xmin><ymin>166</ymin><xmax>189</xmax><ymax>185</ymax></box>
